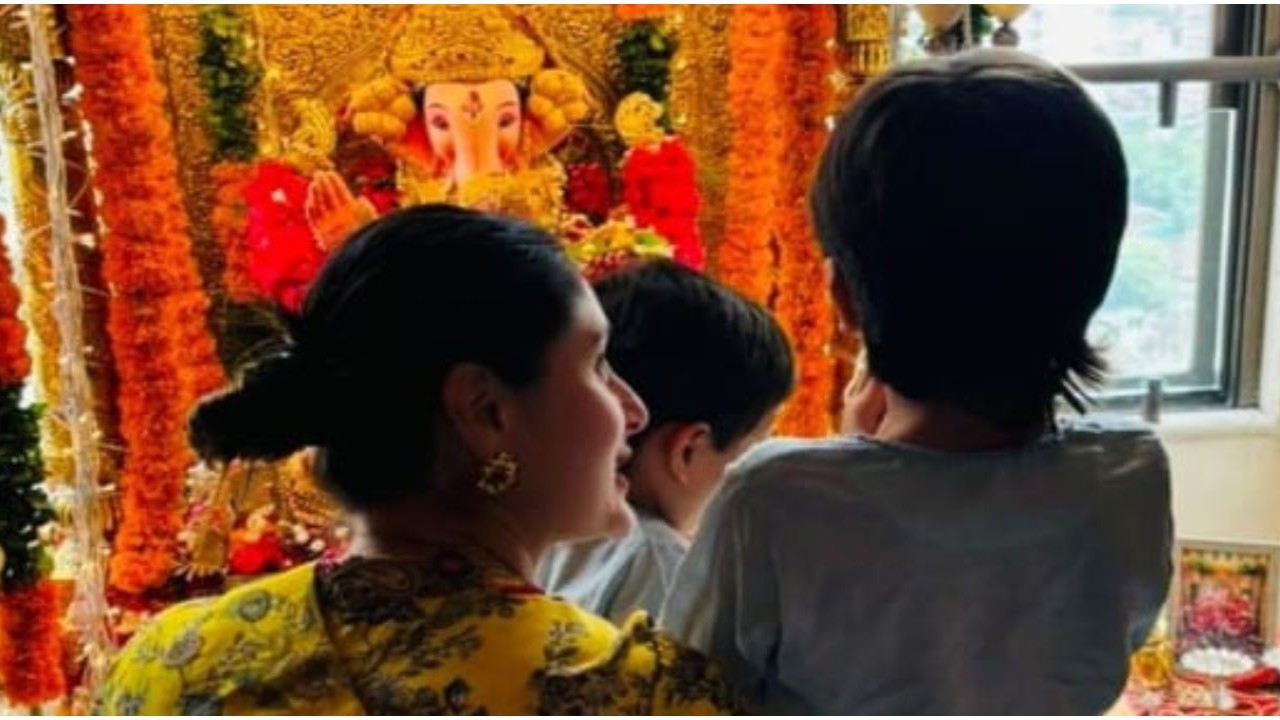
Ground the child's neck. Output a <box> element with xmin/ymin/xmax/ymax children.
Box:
<box><xmin>875</xmin><ymin>388</ymin><xmax>1049</xmax><ymax>452</ymax></box>
<box><xmin>625</xmin><ymin>477</ymin><xmax>698</xmax><ymax>541</ymax></box>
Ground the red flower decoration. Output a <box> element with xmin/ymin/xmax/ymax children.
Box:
<box><xmin>566</xmin><ymin>162</ymin><xmax>613</xmax><ymax>220</ymax></box>
<box><xmin>228</xmin><ymin>532</ymin><xmax>289</xmax><ymax>576</ymax></box>
<box><xmin>0</xmin><ymin>581</ymin><xmax>66</xmax><ymax>706</ymax></box>
<box><xmin>1186</xmin><ymin>586</ymin><xmax>1257</xmax><ymax>639</ymax></box>
<box><xmin>243</xmin><ymin>161</ymin><xmax>327</xmax><ymax>313</ymax></box>
<box><xmin>621</xmin><ymin>139</ymin><xmax>704</xmax><ymax>270</ymax></box>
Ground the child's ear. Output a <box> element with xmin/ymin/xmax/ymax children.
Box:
<box><xmin>842</xmin><ymin>373</ymin><xmax>888</xmax><ymax>437</ymax></box>
<box><xmin>825</xmin><ymin>258</ymin><xmax>861</xmax><ymax>333</ymax></box>
<box><xmin>664</xmin><ymin>422</ymin><xmax>714</xmax><ymax>487</ymax></box>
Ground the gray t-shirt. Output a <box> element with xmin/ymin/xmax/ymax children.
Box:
<box><xmin>538</xmin><ymin>510</ymin><xmax>689</xmax><ymax>625</ymax></box>
<box><xmin>661</xmin><ymin>417</ymin><xmax>1173</xmax><ymax>715</ymax></box>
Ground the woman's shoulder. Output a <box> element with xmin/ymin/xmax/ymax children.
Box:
<box><xmin>304</xmin><ymin>553</ymin><xmax>737</xmax><ymax>715</ymax></box>
<box><xmin>96</xmin><ymin>564</ymin><xmax>358</xmax><ymax>715</ymax></box>
<box><xmin>135</xmin><ymin>563</ymin><xmax>320</xmax><ymax>649</ymax></box>
<box><xmin>524</xmin><ymin>597</ymin><xmax>740</xmax><ymax>715</ymax></box>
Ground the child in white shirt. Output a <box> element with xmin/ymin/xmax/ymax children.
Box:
<box><xmin>539</xmin><ymin>259</ymin><xmax>794</xmax><ymax>623</ymax></box>
<box><xmin>661</xmin><ymin>49</ymin><xmax>1173</xmax><ymax>715</ymax></box>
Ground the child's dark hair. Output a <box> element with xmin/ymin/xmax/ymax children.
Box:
<box><xmin>189</xmin><ymin>205</ymin><xmax>583</xmax><ymax>508</ymax></box>
<box><xmin>594</xmin><ymin>259</ymin><xmax>795</xmax><ymax>450</ymax></box>
<box><xmin>810</xmin><ymin>49</ymin><xmax>1128</xmax><ymax>430</ymax></box>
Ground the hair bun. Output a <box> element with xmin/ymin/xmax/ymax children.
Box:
<box><xmin>188</xmin><ymin>349</ymin><xmax>330</xmax><ymax>463</ymax></box>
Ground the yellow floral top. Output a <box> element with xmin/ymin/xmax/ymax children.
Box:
<box><xmin>96</xmin><ymin>548</ymin><xmax>739</xmax><ymax>715</ymax></box>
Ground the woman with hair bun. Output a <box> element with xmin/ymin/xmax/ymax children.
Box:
<box><xmin>97</xmin><ymin>205</ymin><xmax>738</xmax><ymax>715</ymax></box>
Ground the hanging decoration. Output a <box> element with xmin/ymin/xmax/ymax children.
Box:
<box><xmin>210</xmin><ymin>163</ymin><xmax>259</xmax><ymax>303</ymax></box>
<box><xmin>0</xmin><ymin>227</ymin><xmax>50</xmax><ymax>590</ymax></box>
<box><xmin>613</xmin><ymin>12</ymin><xmax>705</xmax><ymax>272</ymax></box>
<box><xmin>616</xmin><ymin>19</ymin><xmax>677</xmax><ymax>108</ymax></box>
<box><xmin>196</xmin><ymin>5</ymin><xmax>261</xmax><ymax>163</ymax></box>
<box><xmin>66</xmin><ymin>4</ymin><xmax>224</xmax><ymax>595</ymax></box>
<box><xmin>834</xmin><ymin>5</ymin><xmax>893</xmax><ymax>106</ymax></box>
<box><xmin>773</xmin><ymin>5</ymin><xmax>838</xmax><ymax>438</ymax></box>
<box><xmin>0</xmin><ymin>215</ymin><xmax>66</xmax><ymax>708</ymax></box>
<box><xmin>916</xmin><ymin>4</ymin><xmax>1001</xmax><ymax>54</ymax></box>
<box><xmin>985</xmin><ymin>5</ymin><xmax>1030</xmax><ymax>47</ymax></box>
<box><xmin>197</xmin><ymin>5</ymin><xmax>265</xmax><ymax>304</ymax></box>
<box><xmin>1</xmin><ymin>30</ymin><xmax>74</xmax><ymax>508</ymax></box>
<box><xmin>17</xmin><ymin>2</ymin><xmax>115</xmax><ymax>704</ymax></box>
<box><xmin>716</xmin><ymin>4</ymin><xmax>789</xmax><ymax>306</ymax></box>
<box><xmin>0</xmin><ymin>579</ymin><xmax>65</xmax><ymax>707</ymax></box>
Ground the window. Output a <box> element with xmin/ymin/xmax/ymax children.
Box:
<box><xmin>899</xmin><ymin>6</ymin><xmax>1278</xmax><ymax>409</ymax></box>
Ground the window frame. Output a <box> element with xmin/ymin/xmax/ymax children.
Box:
<box><xmin>1062</xmin><ymin>5</ymin><xmax>1280</xmax><ymax>412</ymax></box>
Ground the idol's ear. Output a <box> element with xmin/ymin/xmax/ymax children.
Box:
<box><xmin>349</xmin><ymin>76</ymin><xmax>441</xmax><ymax>174</ymax></box>
<box><xmin>521</xmin><ymin>69</ymin><xmax>593</xmax><ymax>160</ymax></box>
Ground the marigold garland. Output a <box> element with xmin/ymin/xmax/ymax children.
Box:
<box><xmin>773</xmin><ymin>6</ymin><xmax>839</xmax><ymax>437</ymax></box>
<box><xmin>0</xmin><ymin>580</ymin><xmax>66</xmax><ymax>707</ymax></box>
<box><xmin>67</xmin><ymin>5</ymin><xmax>226</xmax><ymax>594</ymax></box>
<box><xmin>211</xmin><ymin>162</ymin><xmax>260</xmax><ymax>303</ymax></box>
<box><xmin>716</xmin><ymin>5</ymin><xmax>789</xmax><ymax>306</ymax></box>
<box><xmin>199</xmin><ymin>5</ymin><xmax>265</xmax><ymax>305</ymax></box>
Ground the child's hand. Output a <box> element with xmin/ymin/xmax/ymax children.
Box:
<box><xmin>840</xmin><ymin>351</ymin><xmax>887</xmax><ymax>436</ymax></box>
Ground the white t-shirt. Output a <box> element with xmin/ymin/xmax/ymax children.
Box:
<box><xmin>537</xmin><ymin>510</ymin><xmax>689</xmax><ymax>625</ymax></box>
<box><xmin>661</xmin><ymin>417</ymin><xmax>1173</xmax><ymax>715</ymax></box>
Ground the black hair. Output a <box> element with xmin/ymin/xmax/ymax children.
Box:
<box><xmin>594</xmin><ymin>259</ymin><xmax>795</xmax><ymax>450</ymax></box>
<box><xmin>189</xmin><ymin>205</ymin><xmax>583</xmax><ymax>508</ymax></box>
<box><xmin>810</xmin><ymin>49</ymin><xmax>1128</xmax><ymax>430</ymax></box>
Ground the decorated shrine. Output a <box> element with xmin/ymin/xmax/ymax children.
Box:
<box><xmin>5</xmin><ymin>4</ymin><xmax>1280</xmax><ymax>715</ymax></box>
<box><xmin>0</xmin><ymin>5</ymin><xmax>893</xmax><ymax>711</ymax></box>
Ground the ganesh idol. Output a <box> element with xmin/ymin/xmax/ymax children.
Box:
<box><xmin>242</xmin><ymin>7</ymin><xmax>598</xmax><ymax>311</ymax></box>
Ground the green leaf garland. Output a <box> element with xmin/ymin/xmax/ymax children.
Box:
<box><xmin>197</xmin><ymin>5</ymin><xmax>262</xmax><ymax>162</ymax></box>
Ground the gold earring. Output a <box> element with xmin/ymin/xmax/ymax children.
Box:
<box><xmin>476</xmin><ymin>451</ymin><xmax>519</xmax><ymax>497</ymax></box>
